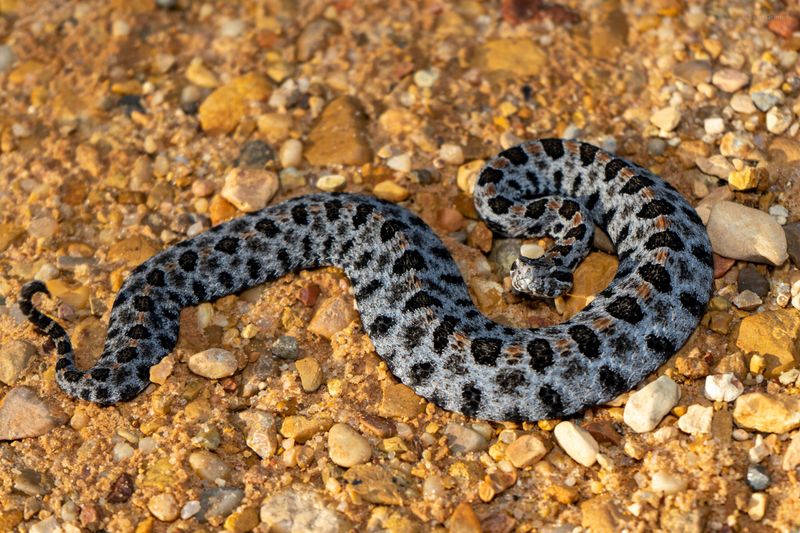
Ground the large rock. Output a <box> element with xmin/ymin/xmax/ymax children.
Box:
<box><xmin>304</xmin><ymin>96</ymin><xmax>373</xmax><ymax>166</ymax></box>
<box><xmin>706</xmin><ymin>201</ymin><xmax>788</xmax><ymax>265</ymax></box>
<box><xmin>736</xmin><ymin>309</ymin><xmax>800</xmax><ymax>377</ymax></box>
<box><xmin>733</xmin><ymin>393</ymin><xmax>800</xmax><ymax>434</ymax></box>
<box><xmin>0</xmin><ymin>340</ymin><xmax>35</xmax><ymax>385</ymax></box>
<box><xmin>0</xmin><ymin>387</ymin><xmax>66</xmax><ymax>440</ymax></box>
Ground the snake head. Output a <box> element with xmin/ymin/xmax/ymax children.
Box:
<box><xmin>510</xmin><ymin>256</ymin><xmax>573</xmax><ymax>299</ymax></box>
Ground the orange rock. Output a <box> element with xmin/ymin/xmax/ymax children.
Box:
<box><xmin>448</xmin><ymin>502</ymin><xmax>482</xmax><ymax>533</ymax></box>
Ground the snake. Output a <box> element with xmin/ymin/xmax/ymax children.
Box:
<box><xmin>18</xmin><ymin>139</ymin><xmax>713</xmax><ymax>421</ymax></box>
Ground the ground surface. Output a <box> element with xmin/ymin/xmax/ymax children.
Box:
<box><xmin>1</xmin><ymin>0</ymin><xmax>800</xmax><ymax>532</ymax></box>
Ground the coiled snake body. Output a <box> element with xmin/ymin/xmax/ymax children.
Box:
<box><xmin>19</xmin><ymin>139</ymin><xmax>713</xmax><ymax>421</ymax></box>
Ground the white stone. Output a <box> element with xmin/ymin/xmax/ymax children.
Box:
<box><xmin>181</xmin><ymin>500</ymin><xmax>201</xmax><ymax>520</ymax></box>
<box><xmin>111</xmin><ymin>20</ymin><xmax>130</xmax><ymax>38</ymax></box>
<box><xmin>279</xmin><ymin>139</ymin><xmax>303</xmax><ymax>168</ymax></box>
<box><xmin>706</xmin><ymin>201</ymin><xmax>788</xmax><ymax>265</ymax></box>
<box><xmin>240</xmin><ymin>409</ymin><xmax>278</xmax><ymax>458</ymax></box>
<box><xmin>651</xmin><ymin>471</ymin><xmax>688</xmax><ymax>494</ymax></box>
<box><xmin>650</xmin><ymin>106</ymin><xmax>681</xmax><ymax>132</ymax></box>
<box><xmin>148</xmin><ymin>493</ymin><xmax>180</xmax><ymax>522</ymax></box>
<box><xmin>439</xmin><ymin>143</ymin><xmax>464</xmax><ymax>165</ymax></box>
<box><xmin>704</xmin><ymin>373</ymin><xmax>744</xmax><ymax>402</ymax></box>
<box><xmin>747</xmin><ymin>493</ymin><xmax>767</xmax><ymax>521</ymax></box>
<box><xmin>704</xmin><ymin>117</ymin><xmax>725</xmax><ymax>135</ymax></box>
<box><xmin>766</xmin><ymin>106</ymin><xmax>793</xmax><ymax>135</ymax></box>
<box><xmin>327</xmin><ymin>423</ymin><xmax>372</xmax><ymax>468</ymax></box>
<box><xmin>749</xmin><ymin>434</ymin><xmax>770</xmax><ymax>464</ymax></box>
<box><xmin>413</xmin><ymin>68</ymin><xmax>439</xmax><ymax>88</ymax></box>
<box><xmin>188</xmin><ymin>348</ymin><xmax>238</xmax><ymax>379</ymax></box>
<box><xmin>677</xmin><ymin>404</ymin><xmax>713</xmax><ymax>435</ymax></box>
<box><xmin>113</xmin><ymin>442</ymin><xmax>135</xmax><ymax>462</ymax></box>
<box><xmin>730</xmin><ymin>92</ymin><xmax>757</xmax><ymax>114</ymax></box>
<box><xmin>553</xmin><ymin>421</ymin><xmax>599</xmax><ymax>467</ymax></box>
<box><xmin>519</xmin><ymin>243</ymin><xmax>544</xmax><ymax>259</ymax></box>
<box><xmin>623</xmin><ymin>376</ymin><xmax>681</xmax><ymax>433</ymax></box>
<box><xmin>386</xmin><ymin>153</ymin><xmax>411</xmax><ymax>173</ymax></box>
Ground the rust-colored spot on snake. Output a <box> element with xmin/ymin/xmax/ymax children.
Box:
<box><xmin>636</xmin><ymin>283</ymin><xmax>652</xmax><ymax>299</ymax></box>
<box><xmin>494</xmin><ymin>158</ymin><xmax>510</xmax><ymax>169</ymax></box>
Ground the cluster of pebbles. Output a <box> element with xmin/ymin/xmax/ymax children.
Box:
<box><xmin>1</xmin><ymin>0</ymin><xmax>800</xmax><ymax>531</ymax></box>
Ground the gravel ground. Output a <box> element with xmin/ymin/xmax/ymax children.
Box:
<box><xmin>1</xmin><ymin>0</ymin><xmax>800</xmax><ymax>531</ymax></box>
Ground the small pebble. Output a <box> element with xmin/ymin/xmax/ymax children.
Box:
<box><xmin>148</xmin><ymin>493</ymin><xmax>180</xmax><ymax>522</ymax></box>
<box><xmin>730</xmin><ymin>92</ymin><xmax>757</xmax><ymax>114</ymax></box>
<box><xmin>279</xmin><ymin>139</ymin><xmax>303</xmax><ymax>168</ymax></box>
<box><xmin>712</xmin><ymin>68</ymin><xmax>749</xmax><ymax>92</ymax></box>
<box><xmin>373</xmin><ymin>180</ymin><xmax>409</xmax><ymax>202</ymax></box>
<box><xmin>623</xmin><ymin>376</ymin><xmax>681</xmax><ymax>433</ymax></box>
<box><xmin>112</xmin><ymin>442</ymin><xmax>135</xmax><ymax>462</ymax></box>
<box><xmin>650</xmin><ymin>106</ymin><xmax>681</xmax><ymax>132</ymax></box>
<box><xmin>553</xmin><ymin>421</ymin><xmax>599</xmax><ymax>467</ymax></box>
<box><xmin>704</xmin><ymin>373</ymin><xmax>743</xmax><ymax>402</ymax></box>
<box><xmin>439</xmin><ymin>143</ymin><xmax>464</xmax><ymax>165</ymax></box>
<box><xmin>505</xmin><ymin>434</ymin><xmax>548</xmax><ymax>468</ymax></box>
<box><xmin>189</xmin><ymin>450</ymin><xmax>231</xmax><ymax>482</ymax></box>
<box><xmin>751</xmin><ymin>90</ymin><xmax>782</xmax><ymax>112</ymax></box>
<box><xmin>181</xmin><ymin>500</ymin><xmax>201</xmax><ymax>520</ymax></box>
<box><xmin>746</xmin><ymin>464</ymin><xmax>771</xmax><ymax>491</ymax></box>
<box><xmin>239</xmin><ymin>409</ymin><xmax>278</xmax><ymax>458</ymax></box>
<box><xmin>747</xmin><ymin>493</ymin><xmax>767</xmax><ymax>521</ymax></box>
<box><xmin>327</xmin><ymin>423</ymin><xmax>372</xmax><ymax>467</ymax></box>
<box><xmin>386</xmin><ymin>153</ymin><xmax>411</xmax><ymax>173</ymax></box>
<box><xmin>271</xmin><ymin>335</ymin><xmax>299</xmax><ymax>360</ymax></box>
<box><xmin>295</xmin><ymin>356</ymin><xmax>324</xmax><ymax>392</ymax></box>
<box><xmin>220</xmin><ymin>167</ymin><xmax>279</xmax><ymax>212</ymax></box>
<box><xmin>703</xmin><ymin>117</ymin><xmax>725</xmax><ymax>135</ymax></box>
<box><xmin>677</xmin><ymin>404</ymin><xmax>713</xmax><ymax>435</ymax></box>
<box><xmin>316</xmin><ymin>174</ymin><xmax>347</xmax><ymax>192</ymax></box>
<box><xmin>188</xmin><ymin>348</ymin><xmax>238</xmax><ymax>379</ymax></box>
<box><xmin>444</xmin><ymin>423</ymin><xmax>488</xmax><ymax>454</ymax></box>
<box><xmin>766</xmin><ymin>106</ymin><xmax>793</xmax><ymax>135</ymax></box>
<box><xmin>651</xmin><ymin>472</ymin><xmax>687</xmax><ymax>494</ymax></box>
<box><xmin>732</xmin><ymin>289</ymin><xmax>762</xmax><ymax>311</ymax></box>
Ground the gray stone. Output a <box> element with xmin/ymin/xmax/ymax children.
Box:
<box><xmin>271</xmin><ymin>335</ymin><xmax>299</xmax><ymax>360</ymax></box>
<box><xmin>198</xmin><ymin>488</ymin><xmax>244</xmax><ymax>522</ymax></box>
<box><xmin>236</xmin><ymin>140</ymin><xmax>275</xmax><ymax>169</ymax></box>
<box><xmin>747</xmin><ymin>464</ymin><xmax>771</xmax><ymax>491</ymax></box>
